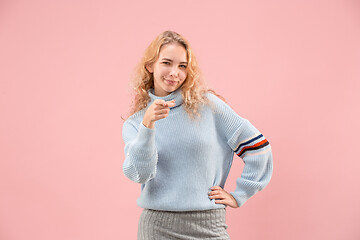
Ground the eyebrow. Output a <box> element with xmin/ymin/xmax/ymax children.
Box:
<box><xmin>161</xmin><ymin>58</ymin><xmax>188</xmax><ymax>64</ymax></box>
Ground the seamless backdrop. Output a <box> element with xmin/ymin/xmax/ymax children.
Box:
<box><xmin>1</xmin><ymin>0</ymin><xmax>360</xmax><ymax>239</ymax></box>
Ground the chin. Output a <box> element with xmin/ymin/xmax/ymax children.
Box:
<box><xmin>163</xmin><ymin>85</ymin><xmax>178</xmax><ymax>92</ymax></box>
<box><xmin>169</xmin><ymin>86</ymin><xmax>181</xmax><ymax>92</ymax></box>
<box><xmin>155</xmin><ymin>81</ymin><xmax>182</xmax><ymax>96</ymax></box>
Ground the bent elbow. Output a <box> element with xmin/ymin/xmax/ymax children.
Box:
<box><xmin>259</xmin><ymin>155</ymin><xmax>273</xmax><ymax>190</ymax></box>
<box><xmin>122</xmin><ymin>164</ymin><xmax>156</xmax><ymax>184</ymax></box>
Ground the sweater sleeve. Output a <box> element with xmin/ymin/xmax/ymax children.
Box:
<box><xmin>122</xmin><ymin>119</ymin><xmax>158</xmax><ymax>184</ymax></box>
<box><xmin>208</xmin><ymin>94</ymin><xmax>273</xmax><ymax>207</ymax></box>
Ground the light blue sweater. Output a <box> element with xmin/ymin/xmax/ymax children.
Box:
<box><xmin>122</xmin><ymin>88</ymin><xmax>273</xmax><ymax>211</ymax></box>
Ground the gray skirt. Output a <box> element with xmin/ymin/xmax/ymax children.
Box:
<box><xmin>138</xmin><ymin>208</ymin><xmax>230</xmax><ymax>240</ymax></box>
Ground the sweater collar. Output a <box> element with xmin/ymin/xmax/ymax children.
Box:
<box><xmin>148</xmin><ymin>88</ymin><xmax>183</xmax><ymax>109</ymax></box>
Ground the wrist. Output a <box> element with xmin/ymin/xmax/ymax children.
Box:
<box><xmin>142</xmin><ymin>120</ymin><xmax>155</xmax><ymax>129</ymax></box>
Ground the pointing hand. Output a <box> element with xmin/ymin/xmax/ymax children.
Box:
<box><xmin>142</xmin><ymin>99</ymin><xmax>176</xmax><ymax>128</ymax></box>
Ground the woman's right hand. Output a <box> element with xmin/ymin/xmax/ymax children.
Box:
<box><xmin>142</xmin><ymin>99</ymin><xmax>176</xmax><ymax>128</ymax></box>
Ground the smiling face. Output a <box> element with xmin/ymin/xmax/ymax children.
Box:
<box><xmin>147</xmin><ymin>43</ymin><xmax>188</xmax><ymax>97</ymax></box>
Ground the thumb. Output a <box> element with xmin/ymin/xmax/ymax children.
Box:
<box><xmin>153</xmin><ymin>99</ymin><xmax>166</xmax><ymax>106</ymax></box>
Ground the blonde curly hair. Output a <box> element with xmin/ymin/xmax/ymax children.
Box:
<box><xmin>126</xmin><ymin>30</ymin><xmax>224</xmax><ymax>120</ymax></box>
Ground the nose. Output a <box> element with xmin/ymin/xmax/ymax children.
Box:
<box><xmin>169</xmin><ymin>66</ymin><xmax>179</xmax><ymax>78</ymax></box>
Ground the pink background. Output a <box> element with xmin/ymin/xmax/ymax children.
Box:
<box><xmin>1</xmin><ymin>0</ymin><xmax>359</xmax><ymax>239</ymax></box>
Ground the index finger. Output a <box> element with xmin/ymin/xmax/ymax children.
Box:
<box><xmin>164</xmin><ymin>99</ymin><xmax>176</xmax><ymax>107</ymax></box>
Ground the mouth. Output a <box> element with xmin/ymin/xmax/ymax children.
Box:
<box><xmin>164</xmin><ymin>79</ymin><xmax>179</xmax><ymax>85</ymax></box>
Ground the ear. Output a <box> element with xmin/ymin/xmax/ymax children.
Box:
<box><xmin>145</xmin><ymin>64</ymin><xmax>153</xmax><ymax>73</ymax></box>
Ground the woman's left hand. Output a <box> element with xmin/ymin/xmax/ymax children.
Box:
<box><xmin>208</xmin><ymin>186</ymin><xmax>239</xmax><ymax>208</ymax></box>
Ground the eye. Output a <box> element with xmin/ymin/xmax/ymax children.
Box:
<box><xmin>162</xmin><ymin>61</ymin><xmax>170</xmax><ymax>65</ymax></box>
<box><xmin>179</xmin><ymin>65</ymin><xmax>187</xmax><ymax>69</ymax></box>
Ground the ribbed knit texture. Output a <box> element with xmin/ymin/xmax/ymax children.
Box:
<box><xmin>138</xmin><ymin>208</ymin><xmax>229</xmax><ymax>240</ymax></box>
<box><xmin>122</xmin><ymin>88</ymin><xmax>273</xmax><ymax>211</ymax></box>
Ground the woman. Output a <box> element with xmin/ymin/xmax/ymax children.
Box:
<box><xmin>122</xmin><ymin>30</ymin><xmax>273</xmax><ymax>239</ymax></box>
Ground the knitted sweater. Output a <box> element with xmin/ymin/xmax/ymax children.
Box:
<box><xmin>122</xmin><ymin>88</ymin><xmax>273</xmax><ymax>211</ymax></box>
